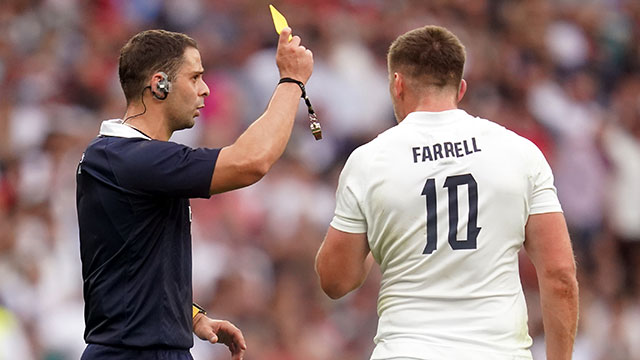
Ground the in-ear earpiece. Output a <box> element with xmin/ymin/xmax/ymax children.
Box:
<box><xmin>152</xmin><ymin>71</ymin><xmax>171</xmax><ymax>100</ymax></box>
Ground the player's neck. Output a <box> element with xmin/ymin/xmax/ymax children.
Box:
<box><xmin>123</xmin><ymin>104</ymin><xmax>172</xmax><ymax>141</ymax></box>
<box><xmin>412</xmin><ymin>92</ymin><xmax>459</xmax><ymax>113</ymax></box>
<box><xmin>400</xmin><ymin>89</ymin><xmax>458</xmax><ymax>115</ymax></box>
<box><xmin>412</xmin><ymin>103</ymin><xmax>458</xmax><ymax>113</ymax></box>
<box><xmin>399</xmin><ymin>96</ymin><xmax>458</xmax><ymax>121</ymax></box>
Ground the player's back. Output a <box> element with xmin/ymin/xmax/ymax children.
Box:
<box><xmin>349</xmin><ymin>110</ymin><xmax>554</xmax><ymax>359</ymax></box>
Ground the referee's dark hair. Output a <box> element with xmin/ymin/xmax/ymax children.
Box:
<box><xmin>119</xmin><ymin>29</ymin><xmax>198</xmax><ymax>104</ymax></box>
<box><xmin>387</xmin><ymin>25</ymin><xmax>466</xmax><ymax>92</ymax></box>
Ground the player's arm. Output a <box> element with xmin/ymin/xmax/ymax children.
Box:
<box><xmin>209</xmin><ymin>27</ymin><xmax>313</xmax><ymax>194</ymax></box>
<box><xmin>524</xmin><ymin>212</ymin><xmax>578</xmax><ymax>360</ymax></box>
<box><xmin>315</xmin><ymin>226</ymin><xmax>373</xmax><ymax>299</ymax></box>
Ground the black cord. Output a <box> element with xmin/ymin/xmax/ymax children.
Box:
<box><xmin>123</xmin><ymin>86</ymin><xmax>151</xmax><ymax>124</ymax></box>
<box><xmin>278</xmin><ymin>78</ymin><xmax>314</xmax><ymax>113</ymax></box>
<box><xmin>278</xmin><ymin>77</ymin><xmax>322</xmax><ymax>140</ymax></box>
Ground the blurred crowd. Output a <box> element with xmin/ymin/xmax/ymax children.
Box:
<box><xmin>1</xmin><ymin>0</ymin><xmax>639</xmax><ymax>359</ymax></box>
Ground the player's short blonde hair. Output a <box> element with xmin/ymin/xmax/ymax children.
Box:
<box><xmin>387</xmin><ymin>25</ymin><xmax>465</xmax><ymax>91</ymax></box>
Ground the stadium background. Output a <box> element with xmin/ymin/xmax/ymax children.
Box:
<box><xmin>1</xmin><ymin>0</ymin><xmax>639</xmax><ymax>359</ymax></box>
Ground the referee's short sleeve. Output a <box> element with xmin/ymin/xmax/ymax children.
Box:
<box><xmin>330</xmin><ymin>150</ymin><xmax>368</xmax><ymax>233</ymax></box>
<box><xmin>107</xmin><ymin>139</ymin><xmax>220</xmax><ymax>198</ymax></box>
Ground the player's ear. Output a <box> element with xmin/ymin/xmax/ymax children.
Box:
<box><xmin>393</xmin><ymin>72</ymin><xmax>404</xmax><ymax>99</ymax></box>
<box><xmin>457</xmin><ymin>79</ymin><xmax>467</xmax><ymax>103</ymax></box>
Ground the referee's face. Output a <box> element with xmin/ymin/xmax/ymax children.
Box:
<box><xmin>165</xmin><ymin>47</ymin><xmax>210</xmax><ymax>132</ymax></box>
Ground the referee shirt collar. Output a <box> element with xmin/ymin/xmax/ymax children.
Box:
<box><xmin>99</xmin><ymin>119</ymin><xmax>152</xmax><ymax>140</ymax></box>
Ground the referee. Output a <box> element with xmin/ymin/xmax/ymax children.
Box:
<box><xmin>77</xmin><ymin>28</ymin><xmax>313</xmax><ymax>360</ymax></box>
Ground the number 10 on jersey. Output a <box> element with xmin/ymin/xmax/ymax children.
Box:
<box><xmin>421</xmin><ymin>173</ymin><xmax>481</xmax><ymax>254</ymax></box>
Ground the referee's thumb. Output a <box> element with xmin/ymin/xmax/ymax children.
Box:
<box><xmin>208</xmin><ymin>332</ymin><xmax>218</xmax><ymax>344</ymax></box>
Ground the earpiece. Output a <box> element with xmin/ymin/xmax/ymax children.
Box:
<box><xmin>152</xmin><ymin>71</ymin><xmax>171</xmax><ymax>100</ymax></box>
<box><xmin>123</xmin><ymin>72</ymin><xmax>171</xmax><ymax>123</ymax></box>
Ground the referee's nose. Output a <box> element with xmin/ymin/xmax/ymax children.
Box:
<box><xmin>199</xmin><ymin>78</ymin><xmax>210</xmax><ymax>97</ymax></box>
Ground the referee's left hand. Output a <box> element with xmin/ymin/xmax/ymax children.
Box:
<box><xmin>194</xmin><ymin>314</ymin><xmax>246</xmax><ymax>359</ymax></box>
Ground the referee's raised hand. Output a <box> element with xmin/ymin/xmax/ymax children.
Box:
<box><xmin>276</xmin><ymin>27</ymin><xmax>313</xmax><ymax>85</ymax></box>
<box><xmin>194</xmin><ymin>315</ymin><xmax>246</xmax><ymax>360</ymax></box>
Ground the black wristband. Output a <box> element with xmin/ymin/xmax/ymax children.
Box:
<box><xmin>278</xmin><ymin>77</ymin><xmax>322</xmax><ymax>140</ymax></box>
<box><xmin>278</xmin><ymin>77</ymin><xmax>306</xmax><ymax>97</ymax></box>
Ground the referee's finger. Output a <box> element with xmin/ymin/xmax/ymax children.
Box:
<box><xmin>224</xmin><ymin>323</ymin><xmax>246</xmax><ymax>349</ymax></box>
<box><xmin>234</xmin><ymin>329</ymin><xmax>247</xmax><ymax>349</ymax></box>
<box><xmin>279</xmin><ymin>27</ymin><xmax>291</xmax><ymax>45</ymax></box>
<box><xmin>208</xmin><ymin>332</ymin><xmax>218</xmax><ymax>344</ymax></box>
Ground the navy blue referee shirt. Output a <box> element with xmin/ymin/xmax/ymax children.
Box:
<box><xmin>76</xmin><ymin>119</ymin><xmax>220</xmax><ymax>349</ymax></box>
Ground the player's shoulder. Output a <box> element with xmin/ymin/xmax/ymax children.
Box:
<box><xmin>342</xmin><ymin>139</ymin><xmax>376</xmax><ymax>172</ymax></box>
<box><xmin>468</xmin><ymin>114</ymin><xmax>542</xmax><ymax>154</ymax></box>
<box><xmin>347</xmin><ymin>125</ymin><xmax>399</xmax><ymax>161</ymax></box>
<box><xmin>339</xmin><ymin>129</ymin><xmax>395</xmax><ymax>177</ymax></box>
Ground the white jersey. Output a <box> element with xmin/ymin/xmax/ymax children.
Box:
<box><xmin>330</xmin><ymin>110</ymin><xmax>562</xmax><ymax>360</ymax></box>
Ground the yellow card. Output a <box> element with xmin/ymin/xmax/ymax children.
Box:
<box><xmin>269</xmin><ymin>4</ymin><xmax>292</xmax><ymax>41</ymax></box>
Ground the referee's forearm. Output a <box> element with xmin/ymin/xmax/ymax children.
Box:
<box><xmin>247</xmin><ymin>82</ymin><xmax>301</xmax><ymax>169</ymax></box>
<box><xmin>234</xmin><ymin>82</ymin><xmax>301</xmax><ymax>175</ymax></box>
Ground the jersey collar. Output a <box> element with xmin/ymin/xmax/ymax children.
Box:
<box><xmin>401</xmin><ymin>109</ymin><xmax>468</xmax><ymax>126</ymax></box>
<box><xmin>99</xmin><ymin>119</ymin><xmax>152</xmax><ymax>140</ymax></box>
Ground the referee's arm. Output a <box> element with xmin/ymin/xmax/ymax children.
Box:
<box><xmin>208</xmin><ymin>81</ymin><xmax>303</xmax><ymax>194</ymax></box>
<box><xmin>208</xmin><ymin>28</ymin><xmax>313</xmax><ymax>195</ymax></box>
<box><xmin>192</xmin><ymin>307</ymin><xmax>246</xmax><ymax>359</ymax></box>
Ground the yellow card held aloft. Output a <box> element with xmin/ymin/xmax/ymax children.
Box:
<box><xmin>269</xmin><ymin>4</ymin><xmax>292</xmax><ymax>41</ymax></box>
